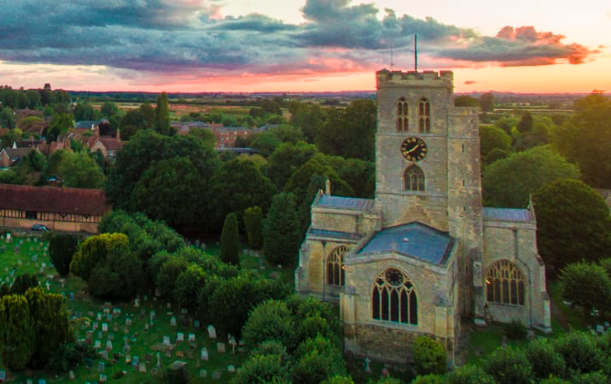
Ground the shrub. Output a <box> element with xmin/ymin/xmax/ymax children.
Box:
<box><xmin>553</xmin><ymin>332</ymin><xmax>604</xmax><ymax>374</ymax></box>
<box><xmin>243</xmin><ymin>300</ymin><xmax>295</xmax><ymax>349</ymax></box>
<box><xmin>10</xmin><ymin>273</ymin><xmax>39</xmax><ymax>295</ymax></box>
<box><xmin>156</xmin><ymin>256</ymin><xmax>189</xmax><ymax>298</ymax></box>
<box><xmin>164</xmin><ymin>365</ymin><xmax>190</xmax><ymax>384</ymax></box>
<box><xmin>525</xmin><ymin>337</ymin><xmax>566</xmax><ymax>380</ymax></box>
<box><xmin>48</xmin><ymin>342</ymin><xmax>96</xmax><ymax>373</ymax></box>
<box><xmin>503</xmin><ymin>319</ymin><xmax>527</xmax><ymax>340</ymax></box>
<box><xmin>411</xmin><ymin>374</ymin><xmax>445</xmax><ymax>384</ymax></box>
<box><xmin>571</xmin><ymin>371</ymin><xmax>609</xmax><ymax>384</ymax></box>
<box><xmin>539</xmin><ymin>378</ymin><xmax>570</xmax><ymax>384</ymax></box>
<box><xmin>231</xmin><ymin>354</ymin><xmax>291</xmax><ymax>384</ymax></box>
<box><xmin>87</xmin><ymin>241</ymin><xmax>144</xmax><ymax>300</ymax></box>
<box><xmin>47</xmin><ymin>233</ymin><xmax>79</xmax><ymax>276</ymax></box>
<box><xmin>483</xmin><ymin>346</ymin><xmax>533</xmax><ymax>384</ymax></box>
<box><xmin>560</xmin><ymin>262</ymin><xmax>611</xmax><ymax>320</ymax></box>
<box><xmin>0</xmin><ymin>294</ymin><xmax>35</xmax><ymax>370</ymax></box>
<box><xmin>413</xmin><ymin>336</ymin><xmax>447</xmax><ymax>375</ymax></box>
<box><xmin>220</xmin><ymin>213</ymin><xmax>241</xmax><ymax>266</ymax></box>
<box><xmin>244</xmin><ymin>206</ymin><xmax>263</xmax><ymax>249</ymax></box>
<box><xmin>446</xmin><ymin>364</ymin><xmax>496</xmax><ymax>384</ymax></box>
<box><xmin>321</xmin><ymin>376</ymin><xmax>355</xmax><ymax>384</ymax></box>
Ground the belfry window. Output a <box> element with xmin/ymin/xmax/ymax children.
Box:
<box><xmin>404</xmin><ymin>165</ymin><xmax>425</xmax><ymax>191</ymax></box>
<box><xmin>486</xmin><ymin>260</ymin><xmax>526</xmax><ymax>305</ymax></box>
<box><xmin>327</xmin><ymin>245</ymin><xmax>348</xmax><ymax>286</ymax></box>
<box><xmin>418</xmin><ymin>98</ymin><xmax>431</xmax><ymax>133</ymax></box>
<box><xmin>396</xmin><ymin>97</ymin><xmax>408</xmax><ymax>132</ymax></box>
<box><xmin>372</xmin><ymin>268</ymin><xmax>417</xmax><ymax>325</ymax></box>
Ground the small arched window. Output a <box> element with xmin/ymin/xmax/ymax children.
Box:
<box><xmin>327</xmin><ymin>245</ymin><xmax>349</xmax><ymax>286</ymax></box>
<box><xmin>486</xmin><ymin>260</ymin><xmax>526</xmax><ymax>305</ymax></box>
<box><xmin>418</xmin><ymin>98</ymin><xmax>431</xmax><ymax>133</ymax></box>
<box><xmin>404</xmin><ymin>165</ymin><xmax>425</xmax><ymax>192</ymax></box>
<box><xmin>396</xmin><ymin>97</ymin><xmax>408</xmax><ymax>132</ymax></box>
<box><xmin>372</xmin><ymin>268</ymin><xmax>417</xmax><ymax>325</ymax></box>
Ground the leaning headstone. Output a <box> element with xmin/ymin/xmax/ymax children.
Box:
<box><xmin>217</xmin><ymin>342</ymin><xmax>226</xmax><ymax>353</ymax></box>
<box><xmin>207</xmin><ymin>325</ymin><xmax>217</xmax><ymax>339</ymax></box>
<box><xmin>201</xmin><ymin>347</ymin><xmax>209</xmax><ymax>361</ymax></box>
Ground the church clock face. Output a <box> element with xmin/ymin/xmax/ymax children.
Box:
<box><xmin>401</xmin><ymin>137</ymin><xmax>427</xmax><ymax>162</ymax></box>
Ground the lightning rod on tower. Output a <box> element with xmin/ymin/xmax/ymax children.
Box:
<box><xmin>414</xmin><ymin>34</ymin><xmax>418</xmax><ymax>72</ymax></box>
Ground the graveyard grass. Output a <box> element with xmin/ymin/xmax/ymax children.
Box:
<box><xmin>0</xmin><ymin>233</ymin><xmax>290</xmax><ymax>383</ymax></box>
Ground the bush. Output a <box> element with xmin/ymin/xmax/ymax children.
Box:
<box><xmin>559</xmin><ymin>262</ymin><xmax>611</xmax><ymax>320</ymax></box>
<box><xmin>244</xmin><ymin>206</ymin><xmax>263</xmax><ymax>249</ymax></box>
<box><xmin>321</xmin><ymin>376</ymin><xmax>355</xmax><ymax>384</ymax></box>
<box><xmin>0</xmin><ymin>294</ymin><xmax>35</xmax><ymax>370</ymax></box>
<box><xmin>446</xmin><ymin>364</ymin><xmax>496</xmax><ymax>384</ymax></box>
<box><xmin>47</xmin><ymin>234</ymin><xmax>79</xmax><ymax>276</ymax></box>
<box><xmin>413</xmin><ymin>336</ymin><xmax>447</xmax><ymax>375</ymax></box>
<box><xmin>483</xmin><ymin>346</ymin><xmax>533</xmax><ymax>384</ymax></box>
<box><xmin>553</xmin><ymin>332</ymin><xmax>604</xmax><ymax>374</ymax></box>
<box><xmin>220</xmin><ymin>213</ymin><xmax>240</xmax><ymax>266</ymax></box>
<box><xmin>243</xmin><ymin>300</ymin><xmax>295</xmax><ymax>349</ymax></box>
<box><xmin>48</xmin><ymin>342</ymin><xmax>96</xmax><ymax>373</ymax></box>
<box><xmin>411</xmin><ymin>374</ymin><xmax>445</xmax><ymax>384</ymax></box>
<box><xmin>156</xmin><ymin>256</ymin><xmax>189</xmax><ymax>298</ymax></box>
<box><xmin>540</xmin><ymin>378</ymin><xmax>570</xmax><ymax>384</ymax></box>
<box><xmin>525</xmin><ymin>337</ymin><xmax>566</xmax><ymax>380</ymax></box>
<box><xmin>10</xmin><ymin>273</ymin><xmax>39</xmax><ymax>295</ymax></box>
<box><xmin>571</xmin><ymin>371</ymin><xmax>609</xmax><ymax>384</ymax></box>
<box><xmin>164</xmin><ymin>365</ymin><xmax>190</xmax><ymax>384</ymax></box>
<box><xmin>503</xmin><ymin>319</ymin><xmax>527</xmax><ymax>340</ymax></box>
<box><xmin>231</xmin><ymin>354</ymin><xmax>291</xmax><ymax>384</ymax></box>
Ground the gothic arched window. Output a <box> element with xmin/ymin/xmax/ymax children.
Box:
<box><xmin>486</xmin><ymin>260</ymin><xmax>526</xmax><ymax>305</ymax></box>
<box><xmin>404</xmin><ymin>165</ymin><xmax>425</xmax><ymax>192</ymax></box>
<box><xmin>372</xmin><ymin>268</ymin><xmax>417</xmax><ymax>325</ymax></box>
<box><xmin>418</xmin><ymin>98</ymin><xmax>431</xmax><ymax>133</ymax></box>
<box><xmin>396</xmin><ymin>97</ymin><xmax>408</xmax><ymax>132</ymax></box>
<box><xmin>327</xmin><ymin>245</ymin><xmax>349</xmax><ymax>286</ymax></box>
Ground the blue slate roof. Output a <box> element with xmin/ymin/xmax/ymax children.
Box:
<box><xmin>315</xmin><ymin>195</ymin><xmax>374</xmax><ymax>211</ymax></box>
<box><xmin>483</xmin><ymin>207</ymin><xmax>532</xmax><ymax>222</ymax></box>
<box><xmin>308</xmin><ymin>229</ymin><xmax>362</xmax><ymax>240</ymax></box>
<box><xmin>357</xmin><ymin>222</ymin><xmax>455</xmax><ymax>265</ymax></box>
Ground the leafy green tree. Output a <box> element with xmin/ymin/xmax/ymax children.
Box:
<box><xmin>153</xmin><ymin>92</ymin><xmax>172</xmax><ymax>135</ymax></box>
<box><xmin>263</xmin><ymin>193</ymin><xmax>302</xmax><ymax>266</ymax></box>
<box><xmin>483</xmin><ymin>346</ymin><xmax>533</xmax><ymax>384</ymax></box>
<box><xmin>244</xmin><ymin>206</ymin><xmax>264</xmax><ymax>249</ymax></box>
<box><xmin>156</xmin><ymin>256</ymin><xmax>189</xmax><ymax>298</ymax></box>
<box><xmin>231</xmin><ymin>354</ymin><xmax>291</xmax><ymax>384</ymax></box>
<box><xmin>47</xmin><ymin>113</ymin><xmax>73</xmax><ymax>141</ymax></box>
<box><xmin>243</xmin><ymin>300</ymin><xmax>295</xmax><ymax>349</ymax></box>
<box><xmin>454</xmin><ymin>95</ymin><xmax>480</xmax><ymax>107</ymax></box>
<box><xmin>268</xmin><ymin>141</ymin><xmax>319</xmax><ymax>189</ymax></box>
<box><xmin>22</xmin><ymin>150</ymin><xmax>47</xmax><ymax>172</ymax></box>
<box><xmin>174</xmin><ymin>265</ymin><xmax>207</xmax><ymax>309</ymax></box>
<box><xmin>100</xmin><ymin>101</ymin><xmax>120</xmax><ymax>118</ymax></box>
<box><xmin>0</xmin><ymin>106</ymin><xmax>16</xmax><ymax>129</ymax></box>
<box><xmin>221</xmin><ymin>213</ymin><xmax>241</xmax><ymax>266</ymax></box>
<box><xmin>560</xmin><ymin>262</ymin><xmax>611</xmax><ymax>320</ymax></box>
<box><xmin>251</xmin><ymin>132</ymin><xmax>282</xmax><ymax>157</ymax></box>
<box><xmin>483</xmin><ymin>146</ymin><xmax>580</xmax><ymax>208</ymax></box>
<box><xmin>269</xmin><ymin>124</ymin><xmax>305</xmax><ymax>144</ymax></box>
<box><xmin>293</xmin><ymin>335</ymin><xmax>347</xmax><ymax>384</ymax></box>
<box><xmin>480</xmin><ymin>125</ymin><xmax>511</xmax><ymax>158</ymax></box>
<box><xmin>517</xmin><ymin>112</ymin><xmax>533</xmax><ymax>133</ymax></box>
<box><xmin>212</xmin><ymin>159</ymin><xmax>276</xmax><ymax>223</ymax></box>
<box><xmin>411</xmin><ymin>375</ymin><xmax>445</xmax><ymax>384</ymax></box>
<box><xmin>0</xmin><ymin>294</ymin><xmax>35</xmax><ymax>370</ymax></box>
<box><xmin>70</xmin><ymin>233</ymin><xmax>129</xmax><ymax>281</ymax></box>
<box><xmin>59</xmin><ymin>152</ymin><xmax>105</xmax><ymax>188</ymax></box>
<box><xmin>413</xmin><ymin>336</ymin><xmax>447</xmax><ymax>375</ymax></box>
<box><xmin>525</xmin><ymin>337</ymin><xmax>566</xmax><ymax>380</ymax></box>
<box><xmin>553</xmin><ymin>332</ymin><xmax>604</xmax><ymax>375</ymax></box>
<box><xmin>534</xmin><ymin>179</ymin><xmax>611</xmax><ymax>269</ymax></box>
<box><xmin>445</xmin><ymin>364</ymin><xmax>496</xmax><ymax>384</ymax></box>
<box><xmin>598</xmin><ymin>258</ymin><xmax>611</xmax><ymax>278</ymax></box>
<box><xmin>479</xmin><ymin>92</ymin><xmax>494</xmax><ymax>112</ymax></box>
<box><xmin>88</xmin><ymin>240</ymin><xmax>144</xmax><ymax>300</ymax></box>
<box><xmin>73</xmin><ymin>102</ymin><xmax>99</xmax><ymax>122</ymax></box>
<box><xmin>484</xmin><ymin>148</ymin><xmax>510</xmax><ymax>165</ymax></box>
<box><xmin>10</xmin><ymin>273</ymin><xmax>39</xmax><ymax>295</ymax></box>
<box><xmin>188</xmin><ymin>127</ymin><xmax>217</xmax><ymax>148</ymax></box>
<box><xmin>48</xmin><ymin>234</ymin><xmax>79</xmax><ymax>276</ymax></box>
<box><xmin>494</xmin><ymin>115</ymin><xmax>519</xmax><ymax>134</ymax></box>
<box><xmin>289</xmin><ymin>102</ymin><xmax>327</xmax><ymax>142</ymax></box>
<box><xmin>25</xmin><ymin>288</ymin><xmax>73</xmax><ymax>368</ymax></box>
<box><xmin>554</xmin><ymin>92</ymin><xmax>611</xmax><ymax>188</ymax></box>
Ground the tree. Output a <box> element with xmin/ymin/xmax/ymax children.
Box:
<box><xmin>48</xmin><ymin>234</ymin><xmax>79</xmax><ymax>276</ymax></box>
<box><xmin>47</xmin><ymin>113</ymin><xmax>73</xmax><ymax>141</ymax></box>
<box><xmin>251</xmin><ymin>132</ymin><xmax>282</xmax><ymax>157</ymax></box>
<box><xmin>73</xmin><ymin>102</ymin><xmax>99</xmax><ymax>122</ymax></box>
<box><xmin>268</xmin><ymin>141</ymin><xmax>319</xmax><ymax>189</ymax></box>
<box><xmin>59</xmin><ymin>152</ymin><xmax>105</xmax><ymax>188</ymax></box>
<box><xmin>10</xmin><ymin>273</ymin><xmax>39</xmax><ymax>295</ymax></box>
<box><xmin>243</xmin><ymin>300</ymin><xmax>295</xmax><ymax>349</ymax></box>
<box><xmin>87</xmin><ymin>241</ymin><xmax>144</xmax><ymax>300</ymax></box>
<box><xmin>263</xmin><ymin>193</ymin><xmax>302</xmax><ymax>266</ymax></box>
<box><xmin>289</xmin><ymin>102</ymin><xmax>326</xmax><ymax>142</ymax></box>
<box><xmin>413</xmin><ymin>336</ymin><xmax>447</xmax><ymax>375</ymax></box>
<box><xmin>479</xmin><ymin>92</ymin><xmax>494</xmax><ymax>112</ymax></box>
<box><xmin>445</xmin><ymin>365</ymin><xmax>496</xmax><ymax>384</ymax></box>
<box><xmin>244</xmin><ymin>206</ymin><xmax>264</xmax><ymax>249</ymax></box>
<box><xmin>269</xmin><ymin>124</ymin><xmax>306</xmax><ymax>144</ymax></box>
<box><xmin>231</xmin><ymin>354</ymin><xmax>291</xmax><ymax>384</ymax></box>
<box><xmin>454</xmin><ymin>95</ymin><xmax>480</xmax><ymax>108</ymax></box>
<box><xmin>494</xmin><ymin>115</ymin><xmax>519</xmax><ymax>134</ymax></box>
<box><xmin>212</xmin><ymin>159</ymin><xmax>276</xmax><ymax>223</ymax></box>
<box><xmin>0</xmin><ymin>294</ymin><xmax>35</xmax><ymax>370</ymax></box>
<box><xmin>483</xmin><ymin>346</ymin><xmax>533</xmax><ymax>384</ymax></box>
<box><xmin>485</xmin><ymin>148</ymin><xmax>510</xmax><ymax>165</ymax></box>
<box><xmin>516</xmin><ymin>112</ymin><xmax>533</xmax><ymax>133</ymax></box>
<box><xmin>292</xmin><ymin>335</ymin><xmax>347</xmax><ymax>384</ymax></box>
<box><xmin>220</xmin><ymin>213</ymin><xmax>241</xmax><ymax>266</ymax></box>
<box><xmin>560</xmin><ymin>262</ymin><xmax>611</xmax><ymax>320</ymax></box>
<box><xmin>553</xmin><ymin>332</ymin><xmax>604</xmax><ymax>375</ymax></box>
<box><xmin>0</xmin><ymin>106</ymin><xmax>16</xmax><ymax>129</ymax></box>
<box><xmin>70</xmin><ymin>233</ymin><xmax>129</xmax><ymax>281</ymax></box>
<box><xmin>525</xmin><ymin>337</ymin><xmax>566</xmax><ymax>380</ymax></box>
<box><xmin>25</xmin><ymin>288</ymin><xmax>73</xmax><ymax>368</ymax></box>
<box><xmin>156</xmin><ymin>256</ymin><xmax>189</xmax><ymax>298</ymax></box>
<box><xmin>483</xmin><ymin>146</ymin><xmax>580</xmax><ymax>208</ymax></box>
<box><xmin>100</xmin><ymin>101</ymin><xmax>120</xmax><ymax>118</ymax></box>
<box><xmin>554</xmin><ymin>92</ymin><xmax>611</xmax><ymax>188</ymax></box>
<box><xmin>153</xmin><ymin>92</ymin><xmax>172</xmax><ymax>135</ymax></box>
<box><xmin>534</xmin><ymin>179</ymin><xmax>611</xmax><ymax>269</ymax></box>
<box><xmin>480</xmin><ymin>125</ymin><xmax>511</xmax><ymax>158</ymax></box>
<box><xmin>23</xmin><ymin>150</ymin><xmax>47</xmax><ymax>172</ymax></box>
<box><xmin>174</xmin><ymin>265</ymin><xmax>207</xmax><ymax>309</ymax></box>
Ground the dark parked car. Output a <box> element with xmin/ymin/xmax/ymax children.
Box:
<box><xmin>31</xmin><ymin>224</ymin><xmax>49</xmax><ymax>231</ymax></box>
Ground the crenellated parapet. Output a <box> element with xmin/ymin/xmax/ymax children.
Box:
<box><xmin>377</xmin><ymin>69</ymin><xmax>454</xmax><ymax>90</ymax></box>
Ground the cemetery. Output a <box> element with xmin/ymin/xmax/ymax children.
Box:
<box><xmin>0</xmin><ymin>231</ymin><xmax>274</xmax><ymax>383</ymax></box>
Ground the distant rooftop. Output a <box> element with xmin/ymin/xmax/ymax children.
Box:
<box><xmin>315</xmin><ymin>195</ymin><xmax>375</xmax><ymax>212</ymax></box>
<box><xmin>357</xmin><ymin>222</ymin><xmax>455</xmax><ymax>266</ymax></box>
<box><xmin>483</xmin><ymin>207</ymin><xmax>532</xmax><ymax>222</ymax></box>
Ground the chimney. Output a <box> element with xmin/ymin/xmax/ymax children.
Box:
<box><xmin>325</xmin><ymin>179</ymin><xmax>331</xmax><ymax>195</ymax></box>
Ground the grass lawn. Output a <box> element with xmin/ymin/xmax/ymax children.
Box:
<box><xmin>0</xmin><ymin>233</ymin><xmax>295</xmax><ymax>383</ymax></box>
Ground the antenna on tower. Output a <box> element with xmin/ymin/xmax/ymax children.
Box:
<box><xmin>389</xmin><ymin>39</ymin><xmax>395</xmax><ymax>71</ymax></box>
<box><xmin>414</xmin><ymin>34</ymin><xmax>418</xmax><ymax>72</ymax></box>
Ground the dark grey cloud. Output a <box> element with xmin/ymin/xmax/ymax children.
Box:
<box><xmin>0</xmin><ymin>0</ymin><xmax>598</xmax><ymax>77</ymax></box>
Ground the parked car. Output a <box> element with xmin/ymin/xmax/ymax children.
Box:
<box><xmin>31</xmin><ymin>224</ymin><xmax>49</xmax><ymax>231</ymax></box>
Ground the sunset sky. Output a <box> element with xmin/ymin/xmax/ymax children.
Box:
<box><xmin>0</xmin><ymin>0</ymin><xmax>609</xmax><ymax>93</ymax></box>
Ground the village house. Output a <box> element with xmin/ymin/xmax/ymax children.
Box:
<box><xmin>171</xmin><ymin>121</ymin><xmax>252</xmax><ymax>148</ymax></box>
<box><xmin>0</xmin><ymin>184</ymin><xmax>110</xmax><ymax>233</ymax></box>
<box><xmin>0</xmin><ymin>145</ymin><xmax>37</xmax><ymax>168</ymax></box>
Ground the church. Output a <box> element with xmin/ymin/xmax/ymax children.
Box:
<box><xmin>295</xmin><ymin>69</ymin><xmax>551</xmax><ymax>365</ymax></box>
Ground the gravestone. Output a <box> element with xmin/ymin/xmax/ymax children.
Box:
<box><xmin>597</xmin><ymin>324</ymin><xmax>605</xmax><ymax>333</ymax></box>
<box><xmin>102</xmin><ymin>323</ymin><xmax>108</xmax><ymax>332</ymax></box>
<box><xmin>106</xmin><ymin>313</ymin><xmax>112</xmax><ymax>321</ymax></box>
<box><xmin>212</xmin><ymin>371</ymin><xmax>221</xmax><ymax>380</ymax></box>
<box><xmin>170</xmin><ymin>316</ymin><xmax>177</xmax><ymax>327</ymax></box>
<box><xmin>93</xmin><ymin>321</ymin><xmax>99</xmax><ymax>330</ymax></box>
<box><xmin>126</xmin><ymin>318</ymin><xmax>132</xmax><ymax>326</ymax></box>
<box><xmin>194</xmin><ymin>320</ymin><xmax>200</xmax><ymax>329</ymax></box>
<box><xmin>100</xmin><ymin>350</ymin><xmax>108</xmax><ymax>360</ymax></box>
<box><xmin>228</xmin><ymin>365</ymin><xmax>236</xmax><ymax>373</ymax></box>
<box><xmin>106</xmin><ymin>340</ymin><xmax>113</xmax><ymax>351</ymax></box>
<box><xmin>156</xmin><ymin>352</ymin><xmax>162</xmax><ymax>367</ymax></box>
<box><xmin>217</xmin><ymin>342</ymin><xmax>226</xmax><ymax>353</ymax></box>
<box><xmin>177</xmin><ymin>333</ymin><xmax>184</xmax><ymax>342</ymax></box>
<box><xmin>207</xmin><ymin>325</ymin><xmax>217</xmax><ymax>339</ymax></box>
<box><xmin>150</xmin><ymin>310</ymin><xmax>156</xmax><ymax>319</ymax></box>
<box><xmin>125</xmin><ymin>354</ymin><xmax>132</xmax><ymax>364</ymax></box>
<box><xmin>188</xmin><ymin>333</ymin><xmax>196</xmax><ymax>342</ymax></box>
<box><xmin>145</xmin><ymin>323</ymin><xmax>150</xmax><ymax>331</ymax></box>
<box><xmin>163</xmin><ymin>336</ymin><xmax>171</xmax><ymax>346</ymax></box>
<box><xmin>98</xmin><ymin>362</ymin><xmax>105</xmax><ymax>372</ymax></box>
<box><xmin>69</xmin><ymin>370</ymin><xmax>75</xmax><ymax>380</ymax></box>
<box><xmin>0</xmin><ymin>370</ymin><xmax>5</xmax><ymax>381</ymax></box>
<box><xmin>181</xmin><ymin>308</ymin><xmax>188</xmax><ymax>315</ymax></box>
<box><xmin>200</xmin><ymin>369</ymin><xmax>208</xmax><ymax>378</ymax></box>
<box><xmin>94</xmin><ymin>340</ymin><xmax>101</xmax><ymax>349</ymax></box>
<box><xmin>96</xmin><ymin>313</ymin><xmax>102</xmax><ymax>321</ymax></box>
<box><xmin>201</xmin><ymin>347</ymin><xmax>209</xmax><ymax>361</ymax></box>
<box><xmin>134</xmin><ymin>298</ymin><xmax>140</xmax><ymax>307</ymax></box>
<box><xmin>100</xmin><ymin>374</ymin><xmax>107</xmax><ymax>383</ymax></box>
<box><xmin>139</xmin><ymin>363</ymin><xmax>147</xmax><ymax>373</ymax></box>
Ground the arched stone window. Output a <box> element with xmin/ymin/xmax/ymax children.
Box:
<box><xmin>327</xmin><ymin>245</ymin><xmax>348</xmax><ymax>286</ymax></box>
<box><xmin>404</xmin><ymin>165</ymin><xmax>425</xmax><ymax>191</ymax></box>
<box><xmin>418</xmin><ymin>98</ymin><xmax>431</xmax><ymax>133</ymax></box>
<box><xmin>486</xmin><ymin>260</ymin><xmax>526</xmax><ymax>305</ymax></box>
<box><xmin>372</xmin><ymin>268</ymin><xmax>417</xmax><ymax>325</ymax></box>
<box><xmin>396</xmin><ymin>97</ymin><xmax>408</xmax><ymax>132</ymax></box>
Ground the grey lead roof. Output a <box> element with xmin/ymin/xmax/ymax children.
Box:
<box><xmin>357</xmin><ymin>222</ymin><xmax>455</xmax><ymax>265</ymax></box>
<box><xmin>483</xmin><ymin>207</ymin><xmax>532</xmax><ymax>222</ymax></box>
<box><xmin>315</xmin><ymin>195</ymin><xmax>375</xmax><ymax>211</ymax></box>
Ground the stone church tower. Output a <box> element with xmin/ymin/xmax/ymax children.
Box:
<box><xmin>295</xmin><ymin>69</ymin><xmax>551</xmax><ymax>365</ymax></box>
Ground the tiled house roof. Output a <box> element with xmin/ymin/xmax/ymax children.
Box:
<box><xmin>0</xmin><ymin>185</ymin><xmax>111</xmax><ymax>215</ymax></box>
